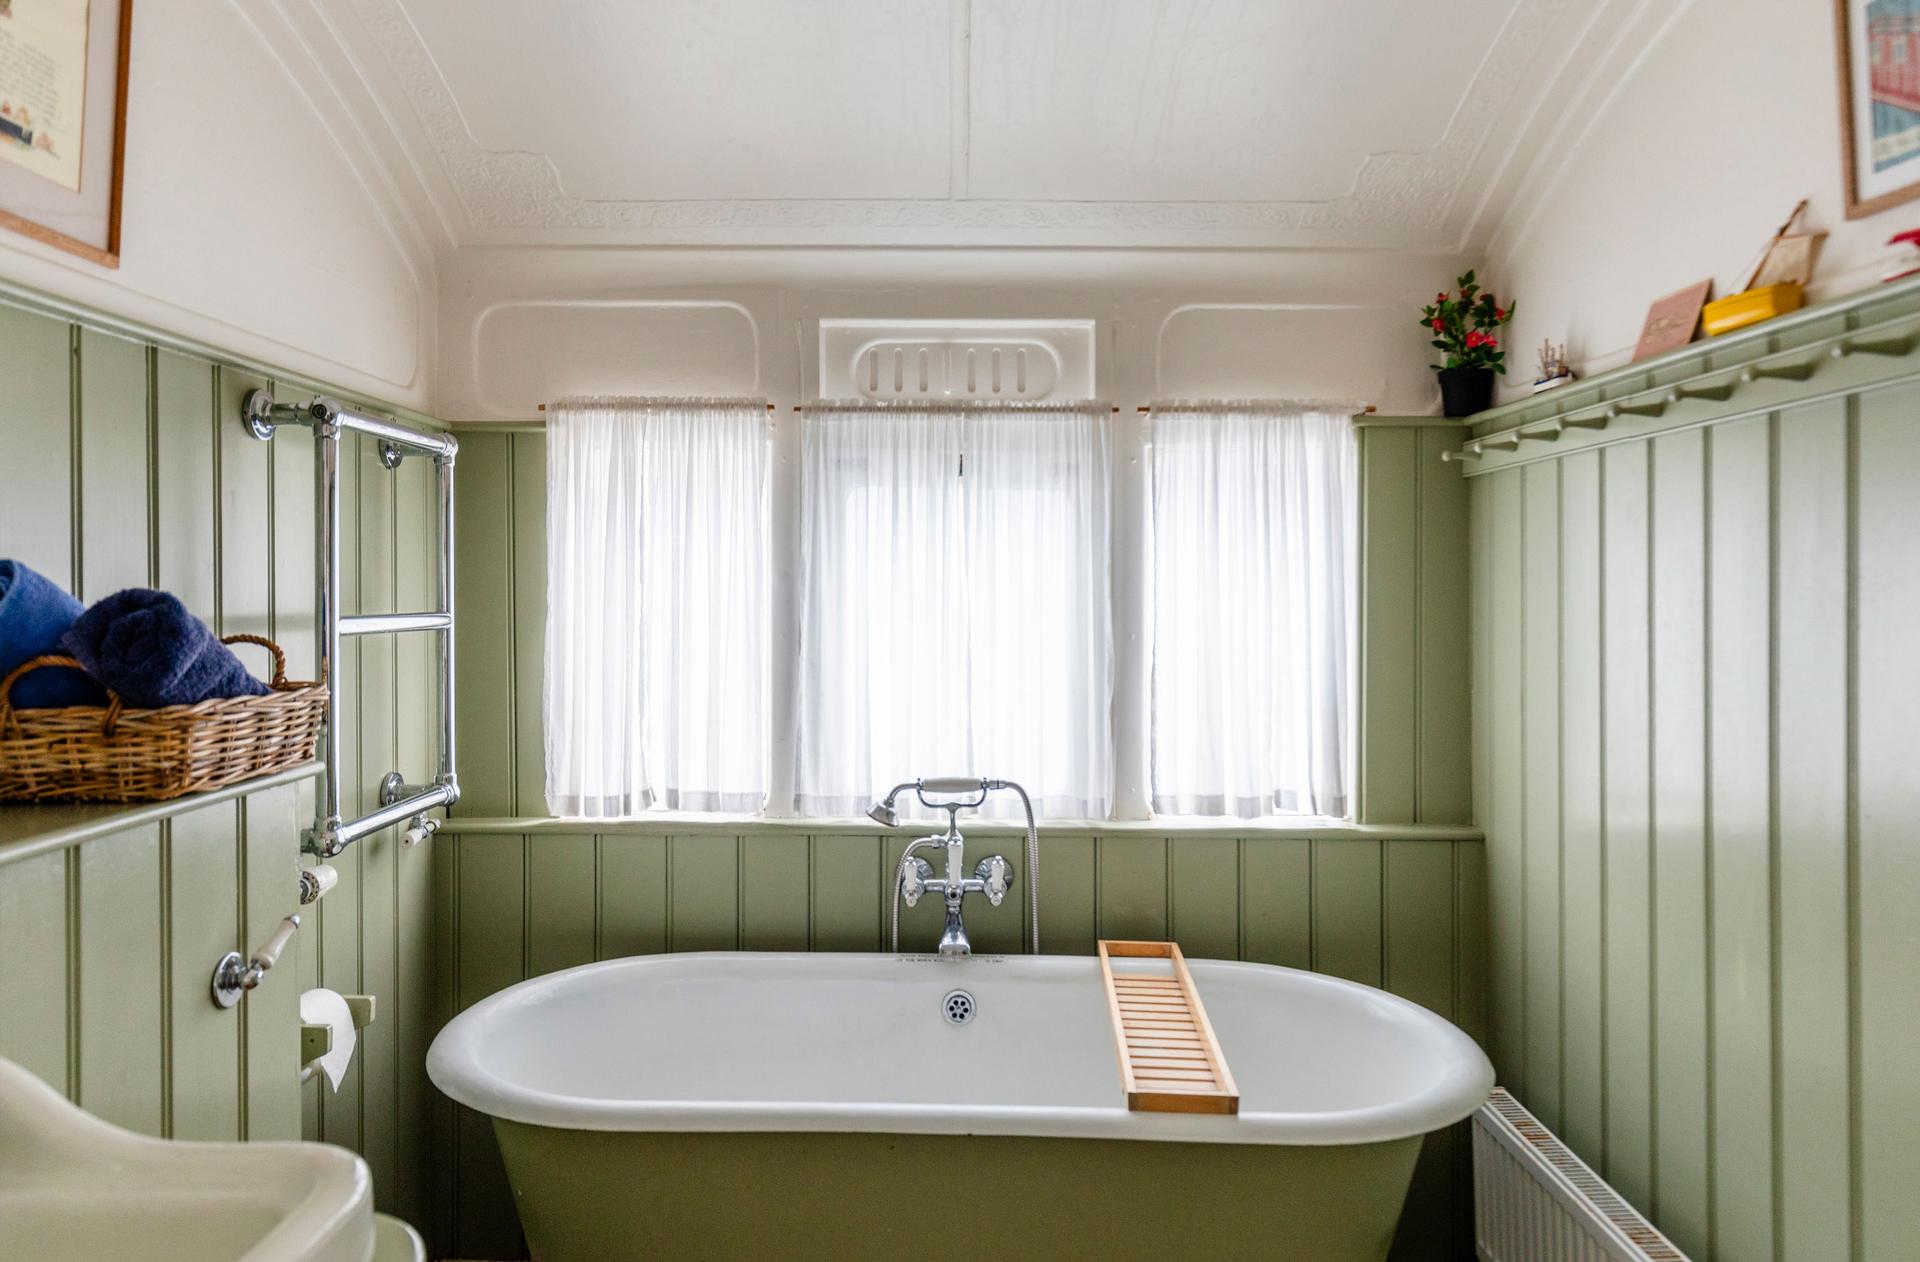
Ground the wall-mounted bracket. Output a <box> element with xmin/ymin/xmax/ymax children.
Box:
<box><xmin>241</xmin><ymin>388</ymin><xmax>280</xmax><ymax>441</ymax></box>
<box><xmin>1667</xmin><ymin>383</ymin><xmax>1734</xmax><ymax>404</ymax></box>
<box><xmin>1832</xmin><ymin>335</ymin><xmax>1915</xmax><ymax>358</ymax></box>
<box><xmin>1741</xmin><ymin>361</ymin><xmax>1814</xmax><ymax>384</ymax></box>
<box><xmin>300</xmin><ymin>1022</ymin><xmax>333</xmax><ymax>1063</ymax></box>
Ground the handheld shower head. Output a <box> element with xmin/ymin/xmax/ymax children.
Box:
<box><xmin>868</xmin><ymin>776</ymin><xmax>995</xmax><ymax>828</ymax></box>
<box><xmin>866</xmin><ymin>781</ymin><xmax>917</xmax><ymax>828</ymax></box>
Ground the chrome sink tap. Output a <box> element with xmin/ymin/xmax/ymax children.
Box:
<box><xmin>872</xmin><ymin>777</ymin><xmax>1036</xmax><ymax>956</ymax></box>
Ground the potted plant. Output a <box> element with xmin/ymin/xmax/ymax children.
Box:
<box><xmin>1421</xmin><ymin>271</ymin><xmax>1514</xmax><ymax>417</ymax></box>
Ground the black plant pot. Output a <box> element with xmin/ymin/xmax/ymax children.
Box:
<box><xmin>1437</xmin><ymin>367</ymin><xmax>1496</xmax><ymax>418</ymax></box>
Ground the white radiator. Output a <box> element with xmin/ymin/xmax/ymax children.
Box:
<box><xmin>1472</xmin><ymin>1089</ymin><xmax>1690</xmax><ymax>1262</ymax></box>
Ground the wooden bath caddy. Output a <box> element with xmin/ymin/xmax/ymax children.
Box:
<box><xmin>1097</xmin><ymin>939</ymin><xmax>1239</xmax><ymax>1115</ymax></box>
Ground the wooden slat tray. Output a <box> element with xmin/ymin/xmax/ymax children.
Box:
<box><xmin>1097</xmin><ymin>939</ymin><xmax>1239</xmax><ymax>1115</ymax></box>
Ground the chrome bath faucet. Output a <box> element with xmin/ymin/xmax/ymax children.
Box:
<box><xmin>871</xmin><ymin>777</ymin><xmax>1038</xmax><ymax>956</ymax></box>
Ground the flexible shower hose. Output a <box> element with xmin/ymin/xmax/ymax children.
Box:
<box><xmin>890</xmin><ymin>834</ymin><xmax>945</xmax><ymax>954</ymax></box>
<box><xmin>1005</xmin><ymin>779</ymin><xmax>1040</xmax><ymax>954</ymax></box>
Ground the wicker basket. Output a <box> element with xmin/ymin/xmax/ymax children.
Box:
<box><xmin>0</xmin><ymin>634</ymin><xmax>327</xmax><ymax>803</ymax></box>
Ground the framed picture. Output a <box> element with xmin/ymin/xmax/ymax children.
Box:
<box><xmin>0</xmin><ymin>0</ymin><xmax>131</xmax><ymax>267</ymax></box>
<box><xmin>1835</xmin><ymin>0</ymin><xmax>1920</xmax><ymax>219</ymax></box>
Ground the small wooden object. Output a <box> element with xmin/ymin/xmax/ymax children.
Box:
<box><xmin>1632</xmin><ymin>279</ymin><xmax>1712</xmax><ymax>363</ymax></box>
<box><xmin>1097</xmin><ymin>939</ymin><xmax>1239</xmax><ymax>1115</ymax></box>
<box><xmin>1739</xmin><ymin>199</ymin><xmax>1814</xmax><ymax>291</ymax></box>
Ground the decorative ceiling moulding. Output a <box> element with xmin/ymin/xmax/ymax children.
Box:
<box><xmin>350</xmin><ymin>0</ymin><xmax>1571</xmax><ymax>250</ymax></box>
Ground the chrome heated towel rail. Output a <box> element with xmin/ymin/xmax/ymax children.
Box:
<box><xmin>241</xmin><ymin>391</ymin><xmax>460</xmax><ymax>857</ymax></box>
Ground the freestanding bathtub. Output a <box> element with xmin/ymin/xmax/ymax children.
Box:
<box><xmin>428</xmin><ymin>952</ymin><xmax>1492</xmax><ymax>1261</ymax></box>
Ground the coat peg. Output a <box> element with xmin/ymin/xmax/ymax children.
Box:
<box><xmin>1526</xmin><ymin>421</ymin><xmax>1563</xmax><ymax>442</ymax></box>
<box><xmin>1440</xmin><ymin>445</ymin><xmax>1482</xmax><ymax>464</ymax></box>
<box><xmin>1667</xmin><ymin>382</ymin><xmax>1735</xmax><ymax>404</ymax></box>
<box><xmin>1481</xmin><ymin>432</ymin><xmax>1522</xmax><ymax>452</ymax></box>
<box><xmin>1561</xmin><ymin>411</ymin><xmax>1610</xmax><ymax>430</ymax></box>
<box><xmin>1832</xmin><ymin>335</ymin><xmax>1914</xmax><ymax>359</ymax></box>
<box><xmin>1607</xmin><ymin>398</ymin><xmax>1667</xmax><ymax>419</ymax></box>
<box><xmin>1741</xmin><ymin>362</ymin><xmax>1813</xmax><ymax>384</ymax></box>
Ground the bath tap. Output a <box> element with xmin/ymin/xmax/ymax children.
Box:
<box><xmin>871</xmin><ymin>777</ymin><xmax>1038</xmax><ymax>956</ymax></box>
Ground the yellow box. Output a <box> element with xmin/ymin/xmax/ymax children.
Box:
<box><xmin>1702</xmin><ymin>282</ymin><xmax>1803</xmax><ymax>337</ymax></box>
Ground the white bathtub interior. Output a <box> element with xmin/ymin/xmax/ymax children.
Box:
<box><xmin>431</xmin><ymin>953</ymin><xmax>1492</xmax><ymax>1146</ymax></box>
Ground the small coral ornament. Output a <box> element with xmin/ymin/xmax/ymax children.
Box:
<box><xmin>1532</xmin><ymin>340</ymin><xmax>1575</xmax><ymax>394</ymax></box>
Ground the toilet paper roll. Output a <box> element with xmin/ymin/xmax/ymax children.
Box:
<box><xmin>298</xmin><ymin>863</ymin><xmax>338</xmax><ymax>904</ymax></box>
<box><xmin>299</xmin><ymin>988</ymin><xmax>357</xmax><ymax>1092</ymax></box>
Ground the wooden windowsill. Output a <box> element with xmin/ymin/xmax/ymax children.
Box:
<box><xmin>436</xmin><ymin>812</ymin><xmax>1483</xmax><ymax>842</ymax></box>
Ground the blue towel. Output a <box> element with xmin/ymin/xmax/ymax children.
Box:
<box><xmin>61</xmin><ymin>589</ymin><xmax>271</xmax><ymax>709</ymax></box>
<box><xmin>0</xmin><ymin>560</ymin><xmax>107</xmax><ymax>710</ymax></box>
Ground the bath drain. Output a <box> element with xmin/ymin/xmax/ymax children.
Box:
<box><xmin>942</xmin><ymin>989</ymin><xmax>976</xmax><ymax>1025</ymax></box>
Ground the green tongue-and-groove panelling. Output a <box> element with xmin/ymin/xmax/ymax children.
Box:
<box><xmin>435</xmin><ymin>419</ymin><xmax>1484</xmax><ymax>1260</ymax></box>
<box><xmin>1466</xmin><ymin>279</ymin><xmax>1920</xmax><ymax>1262</ymax></box>
<box><xmin>0</xmin><ymin>273</ymin><xmax>1489</xmax><ymax>1262</ymax></box>
<box><xmin>0</xmin><ymin>288</ymin><xmax>443</xmax><ymax>1237</ymax></box>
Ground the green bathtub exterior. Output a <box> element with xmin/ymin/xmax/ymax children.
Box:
<box><xmin>493</xmin><ymin>1121</ymin><xmax>1426</xmax><ymax>1261</ymax></box>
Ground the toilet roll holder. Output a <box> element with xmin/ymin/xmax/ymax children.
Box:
<box><xmin>209</xmin><ymin>914</ymin><xmax>301</xmax><ymax>1009</ymax></box>
<box><xmin>300</xmin><ymin>993</ymin><xmax>376</xmax><ymax>1084</ymax></box>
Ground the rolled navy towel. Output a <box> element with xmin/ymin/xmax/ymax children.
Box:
<box><xmin>0</xmin><ymin>560</ymin><xmax>108</xmax><ymax>709</ymax></box>
<box><xmin>61</xmin><ymin>589</ymin><xmax>271</xmax><ymax>709</ymax></box>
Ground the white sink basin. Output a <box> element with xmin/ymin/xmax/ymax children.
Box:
<box><xmin>0</xmin><ymin>1056</ymin><xmax>374</xmax><ymax>1262</ymax></box>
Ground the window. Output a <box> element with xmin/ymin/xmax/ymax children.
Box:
<box><xmin>543</xmin><ymin>398</ymin><xmax>769</xmax><ymax>816</ymax></box>
<box><xmin>1148</xmin><ymin>403</ymin><xmax>1357</xmax><ymax>818</ymax></box>
<box><xmin>542</xmin><ymin>395</ymin><xmax>1356</xmax><ymax>823</ymax></box>
<box><xmin>793</xmin><ymin>402</ymin><xmax>1114</xmax><ymax>820</ymax></box>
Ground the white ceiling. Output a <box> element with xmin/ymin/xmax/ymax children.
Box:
<box><xmin>288</xmin><ymin>0</ymin><xmax>1620</xmax><ymax>252</ymax></box>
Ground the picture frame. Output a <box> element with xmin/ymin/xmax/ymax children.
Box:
<box><xmin>0</xmin><ymin>0</ymin><xmax>132</xmax><ymax>267</ymax></box>
<box><xmin>1835</xmin><ymin>0</ymin><xmax>1920</xmax><ymax>220</ymax></box>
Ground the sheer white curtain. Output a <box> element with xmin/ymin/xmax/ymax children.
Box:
<box><xmin>544</xmin><ymin>397</ymin><xmax>768</xmax><ymax>816</ymax></box>
<box><xmin>1150</xmin><ymin>402</ymin><xmax>1357</xmax><ymax>818</ymax></box>
<box><xmin>794</xmin><ymin>402</ymin><xmax>1114</xmax><ymax>819</ymax></box>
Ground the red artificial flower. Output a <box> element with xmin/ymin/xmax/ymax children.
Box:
<box><xmin>1494</xmin><ymin>306</ymin><xmax>1508</xmax><ymax>320</ymax></box>
<box><xmin>1431</xmin><ymin>317</ymin><xmax>1445</xmax><ymax>332</ymax></box>
<box><xmin>1465</xmin><ymin>330</ymin><xmax>1487</xmax><ymax>349</ymax></box>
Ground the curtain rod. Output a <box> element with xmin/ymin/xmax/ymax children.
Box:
<box><xmin>534</xmin><ymin>403</ymin><xmax>1378</xmax><ymax>415</ymax></box>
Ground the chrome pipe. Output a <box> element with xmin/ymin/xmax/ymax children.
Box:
<box><xmin>244</xmin><ymin>388</ymin><xmax>460</xmax><ymax>856</ymax></box>
<box><xmin>332</xmin><ymin>402</ymin><xmax>457</xmax><ymax>458</ymax></box>
<box><xmin>328</xmin><ymin>784</ymin><xmax>454</xmax><ymax>852</ymax></box>
<box><xmin>340</xmin><ymin>612</ymin><xmax>452</xmax><ymax>636</ymax></box>
<box><xmin>244</xmin><ymin>389</ymin><xmax>452</xmax><ymax>457</ymax></box>
<box><xmin>436</xmin><ymin>445</ymin><xmax>460</xmax><ymax>803</ymax></box>
<box><xmin>315</xmin><ymin>421</ymin><xmax>344</xmax><ymax>847</ymax></box>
